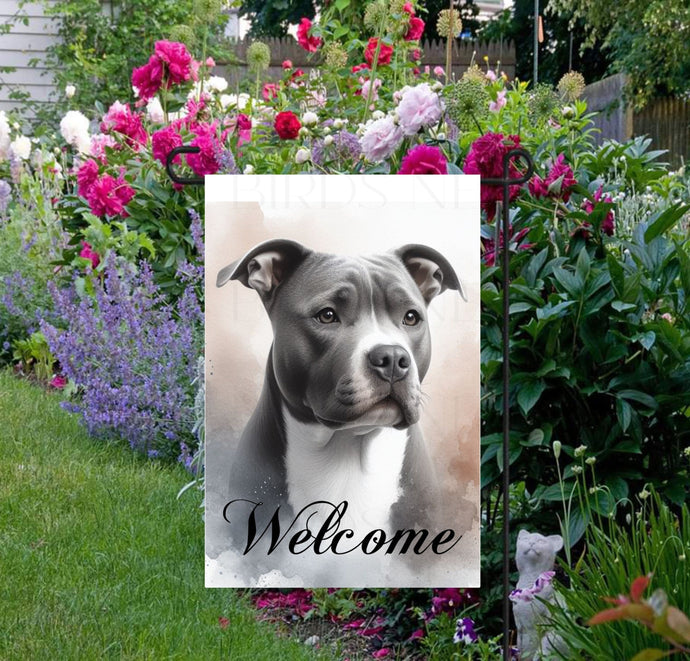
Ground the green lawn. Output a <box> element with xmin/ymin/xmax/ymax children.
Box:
<box><xmin>0</xmin><ymin>370</ymin><xmax>327</xmax><ymax>660</ymax></box>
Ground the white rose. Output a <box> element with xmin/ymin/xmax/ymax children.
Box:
<box><xmin>10</xmin><ymin>135</ymin><xmax>31</xmax><ymax>160</ymax></box>
<box><xmin>65</xmin><ymin>84</ymin><xmax>76</xmax><ymax>99</ymax></box>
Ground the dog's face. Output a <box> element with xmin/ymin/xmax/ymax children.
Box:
<box><xmin>218</xmin><ymin>240</ymin><xmax>465</xmax><ymax>431</ymax></box>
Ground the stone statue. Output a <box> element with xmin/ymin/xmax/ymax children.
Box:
<box><xmin>510</xmin><ymin>529</ymin><xmax>565</xmax><ymax>660</ymax></box>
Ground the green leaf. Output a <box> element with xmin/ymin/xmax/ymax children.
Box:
<box><xmin>644</xmin><ymin>203</ymin><xmax>690</xmax><ymax>243</ymax></box>
<box><xmin>524</xmin><ymin>428</ymin><xmax>545</xmax><ymax>446</ymax></box>
<box><xmin>517</xmin><ymin>379</ymin><xmax>546</xmax><ymax>416</ymax></box>
<box><xmin>576</xmin><ymin>248</ymin><xmax>591</xmax><ymax>283</ymax></box>
<box><xmin>553</xmin><ymin>267</ymin><xmax>583</xmax><ymax>297</ymax></box>
<box><xmin>675</xmin><ymin>241</ymin><xmax>690</xmax><ymax>298</ymax></box>
<box><xmin>617</xmin><ymin>389</ymin><xmax>658</xmax><ymax>411</ymax></box>
<box><xmin>616</xmin><ymin>398</ymin><xmax>633</xmax><ymax>432</ymax></box>
<box><xmin>630</xmin><ymin>650</ymin><xmax>668</xmax><ymax>661</ymax></box>
<box><xmin>612</xmin><ymin>300</ymin><xmax>637</xmax><ymax>312</ymax></box>
<box><xmin>447</xmin><ymin>162</ymin><xmax>463</xmax><ymax>174</ymax></box>
<box><xmin>632</xmin><ymin>331</ymin><xmax>656</xmax><ymax>351</ymax></box>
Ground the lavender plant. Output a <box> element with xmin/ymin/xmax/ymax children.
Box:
<box><xmin>41</xmin><ymin>253</ymin><xmax>203</xmax><ymax>460</ymax></box>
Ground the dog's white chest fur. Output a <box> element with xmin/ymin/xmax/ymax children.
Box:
<box><xmin>283</xmin><ymin>407</ymin><xmax>408</xmax><ymax>532</ymax></box>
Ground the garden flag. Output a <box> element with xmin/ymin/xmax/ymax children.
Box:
<box><xmin>205</xmin><ymin>175</ymin><xmax>481</xmax><ymax>587</ymax></box>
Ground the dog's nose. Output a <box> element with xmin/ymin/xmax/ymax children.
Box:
<box><xmin>368</xmin><ymin>344</ymin><xmax>411</xmax><ymax>383</ymax></box>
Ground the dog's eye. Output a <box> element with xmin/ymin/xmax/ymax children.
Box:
<box><xmin>403</xmin><ymin>310</ymin><xmax>421</xmax><ymax>326</ymax></box>
<box><xmin>315</xmin><ymin>308</ymin><xmax>340</xmax><ymax>324</ymax></box>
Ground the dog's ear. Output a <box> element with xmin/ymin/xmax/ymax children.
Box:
<box><xmin>394</xmin><ymin>244</ymin><xmax>467</xmax><ymax>303</ymax></box>
<box><xmin>217</xmin><ymin>239</ymin><xmax>311</xmax><ymax>298</ymax></box>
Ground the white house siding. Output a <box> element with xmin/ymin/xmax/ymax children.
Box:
<box><xmin>0</xmin><ymin>0</ymin><xmax>59</xmax><ymax>114</ymax></box>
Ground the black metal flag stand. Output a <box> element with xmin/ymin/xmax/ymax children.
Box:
<box><xmin>165</xmin><ymin>146</ymin><xmax>536</xmax><ymax>660</ymax></box>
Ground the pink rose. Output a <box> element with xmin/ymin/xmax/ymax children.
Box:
<box><xmin>152</xmin><ymin>126</ymin><xmax>183</xmax><ymax>165</ymax></box>
<box><xmin>131</xmin><ymin>55</ymin><xmax>164</xmax><ymax>101</ymax></box>
<box><xmin>282</xmin><ymin>59</ymin><xmax>292</xmax><ymax>69</ymax></box>
<box><xmin>397</xmin><ymin>83</ymin><xmax>443</xmax><ymax>135</ymax></box>
<box><xmin>405</xmin><ymin>16</ymin><xmax>425</xmax><ymax>41</ymax></box>
<box><xmin>77</xmin><ymin>159</ymin><xmax>99</xmax><ymax>198</ymax></box>
<box><xmin>206</xmin><ymin>56</ymin><xmax>216</xmax><ymax>68</ymax></box>
<box><xmin>262</xmin><ymin>83</ymin><xmax>279</xmax><ymax>101</ymax></box>
<box><xmin>79</xmin><ymin>241</ymin><xmax>100</xmax><ymax>269</ymax></box>
<box><xmin>154</xmin><ymin>40</ymin><xmax>196</xmax><ymax>85</ymax></box>
<box><xmin>297</xmin><ymin>18</ymin><xmax>322</xmax><ymax>52</ymax></box>
<box><xmin>433</xmin><ymin>65</ymin><xmax>445</xmax><ymax>77</ymax></box>
<box><xmin>398</xmin><ymin>144</ymin><xmax>448</xmax><ymax>174</ymax></box>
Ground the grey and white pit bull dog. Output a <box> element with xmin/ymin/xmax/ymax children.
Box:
<box><xmin>217</xmin><ymin>239</ymin><xmax>465</xmax><ymax>535</ymax></box>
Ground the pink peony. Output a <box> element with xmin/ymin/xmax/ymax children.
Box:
<box><xmin>262</xmin><ymin>82</ymin><xmax>279</xmax><ymax>101</ymax></box>
<box><xmin>464</xmin><ymin>132</ymin><xmax>523</xmax><ymax>220</ymax></box>
<box><xmin>236</xmin><ymin>113</ymin><xmax>252</xmax><ymax>146</ymax></box>
<box><xmin>90</xmin><ymin>133</ymin><xmax>117</xmax><ymax>161</ymax></box>
<box><xmin>152</xmin><ymin>125</ymin><xmax>183</xmax><ymax>165</ymax></box>
<box><xmin>101</xmin><ymin>101</ymin><xmax>148</xmax><ymax>148</ymax></box>
<box><xmin>131</xmin><ymin>55</ymin><xmax>164</xmax><ymax>102</ymax></box>
<box><xmin>405</xmin><ymin>16</ymin><xmax>425</xmax><ymax>41</ymax></box>
<box><xmin>398</xmin><ymin>144</ymin><xmax>448</xmax><ymax>174</ymax></box>
<box><xmin>186</xmin><ymin>123</ymin><xmax>221</xmax><ymax>176</ymax></box>
<box><xmin>154</xmin><ymin>40</ymin><xmax>196</xmax><ymax>85</ymax></box>
<box><xmin>282</xmin><ymin>59</ymin><xmax>292</xmax><ymax>69</ymax></box>
<box><xmin>360</xmin><ymin>77</ymin><xmax>382</xmax><ymax>103</ymax></box>
<box><xmin>433</xmin><ymin>65</ymin><xmax>445</xmax><ymax>77</ymax></box>
<box><xmin>360</xmin><ymin>116</ymin><xmax>404</xmax><ymax>162</ymax></box>
<box><xmin>77</xmin><ymin>159</ymin><xmax>99</xmax><ymax>198</ymax></box>
<box><xmin>87</xmin><ymin>174</ymin><xmax>135</xmax><ymax>217</ymax></box>
<box><xmin>529</xmin><ymin>153</ymin><xmax>577</xmax><ymax>202</ymax></box>
<box><xmin>397</xmin><ymin>83</ymin><xmax>443</xmax><ymax>135</ymax></box>
<box><xmin>79</xmin><ymin>240</ymin><xmax>100</xmax><ymax>269</ymax></box>
<box><xmin>297</xmin><ymin>17</ymin><xmax>322</xmax><ymax>52</ymax></box>
<box><xmin>489</xmin><ymin>89</ymin><xmax>507</xmax><ymax>112</ymax></box>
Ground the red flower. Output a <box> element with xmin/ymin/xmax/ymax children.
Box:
<box><xmin>411</xmin><ymin>48</ymin><xmax>421</xmax><ymax>61</ymax></box>
<box><xmin>131</xmin><ymin>55</ymin><xmax>164</xmax><ymax>102</ymax></box>
<box><xmin>152</xmin><ymin>126</ymin><xmax>183</xmax><ymax>165</ymax></box>
<box><xmin>405</xmin><ymin>16</ymin><xmax>425</xmax><ymax>41</ymax></box>
<box><xmin>274</xmin><ymin>111</ymin><xmax>301</xmax><ymax>140</ymax></box>
<box><xmin>464</xmin><ymin>132</ymin><xmax>523</xmax><ymax>220</ymax></box>
<box><xmin>403</xmin><ymin>2</ymin><xmax>415</xmax><ymax>14</ymax></box>
<box><xmin>236</xmin><ymin>113</ymin><xmax>252</xmax><ymax>146</ymax></box>
<box><xmin>79</xmin><ymin>241</ymin><xmax>100</xmax><ymax>269</ymax></box>
<box><xmin>528</xmin><ymin>153</ymin><xmax>577</xmax><ymax>202</ymax></box>
<box><xmin>186</xmin><ymin>123</ymin><xmax>221</xmax><ymax>177</ymax></box>
<box><xmin>218</xmin><ymin>616</ymin><xmax>230</xmax><ymax>629</ymax></box>
<box><xmin>409</xmin><ymin>628</ymin><xmax>425</xmax><ymax>640</ymax></box>
<box><xmin>282</xmin><ymin>59</ymin><xmax>293</xmax><ymax>69</ymax></box>
<box><xmin>87</xmin><ymin>174</ymin><xmax>135</xmax><ymax>218</ymax></box>
<box><xmin>372</xmin><ymin>650</ymin><xmax>390</xmax><ymax>659</ymax></box>
<box><xmin>50</xmin><ymin>375</ymin><xmax>67</xmax><ymax>389</ymax></box>
<box><xmin>297</xmin><ymin>17</ymin><xmax>322</xmax><ymax>52</ymax></box>
<box><xmin>77</xmin><ymin>159</ymin><xmax>99</xmax><ymax>199</ymax></box>
<box><xmin>364</xmin><ymin>38</ymin><xmax>394</xmax><ymax>66</ymax></box>
<box><xmin>398</xmin><ymin>144</ymin><xmax>448</xmax><ymax>174</ymax></box>
<box><xmin>352</xmin><ymin>63</ymin><xmax>370</xmax><ymax>74</ymax></box>
<box><xmin>154</xmin><ymin>40</ymin><xmax>196</xmax><ymax>85</ymax></box>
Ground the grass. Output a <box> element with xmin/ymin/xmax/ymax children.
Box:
<box><xmin>0</xmin><ymin>370</ymin><xmax>329</xmax><ymax>660</ymax></box>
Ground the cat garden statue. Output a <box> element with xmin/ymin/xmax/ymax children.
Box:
<box><xmin>511</xmin><ymin>529</ymin><xmax>568</xmax><ymax>660</ymax></box>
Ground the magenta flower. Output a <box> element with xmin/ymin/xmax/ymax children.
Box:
<box><xmin>154</xmin><ymin>40</ymin><xmax>196</xmax><ymax>85</ymax></box>
<box><xmin>482</xmin><ymin>226</ymin><xmax>533</xmax><ymax>266</ymax></box>
<box><xmin>77</xmin><ymin>159</ymin><xmax>99</xmax><ymax>199</ymax></box>
<box><xmin>583</xmin><ymin>185</ymin><xmax>615</xmax><ymax>236</ymax></box>
<box><xmin>297</xmin><ymin>17</ymin><xmax>322</xmax><ymax>52</ymax></box>
<box><xmin>398</xmin><ymin>144</ymin><xmax>448</xmax><ymax>174</ymax></box>
<box><xmin>185</xmin><ymin>122</ymin><xmax>221</xmax><ymax>176</ymax></box>
<box><xmin>50</xmin><ymin>374</ymin><xmax>67</xmax><ymax>389</ymax></box>
<box><xmin>131</xmin><ymin>55</ymin><xmax>164</xmax><ymax>102</ymax></box>
<box><xmin>529</xmin><ymin>153</ymin><xmax>577</xmax><ymax>202</ymax></box>
<box><xmin>101</xmin><ymin>101</ymin><xmax>148</xmax><ymax>149</ymax></box>
<box><xmin>372</xmin><ymin>649</ymin><xmax>391</xmax><ymax>658</ymax></box>
<box><xmin>87</xmin><ymin>174</ymin><xmax>135</xmax><ymax>217</ymax></box>
<box><xmin>152</xmin><ymin>125</ymin><xmax>183</xmax><ymax>165</ymax></box>
<box><xmin>464</xmin><ymin>133</ymin><xmax>523</xmax><ymax>220</ymax></box>
<box><xmin>79</xmin><ymin>241</ymin><xmax>101</xmax><ymax>269</ymax></box>
<box><xmin>405</xmin><ymin>16</ymin><xmax>425</xmax><ymax>41</ymax></box>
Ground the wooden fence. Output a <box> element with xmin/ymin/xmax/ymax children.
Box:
<box><xmin>583</xmin><ymin>74</ymin><xmax>690</xmax><ymax>169</ymax></box>
<box><xmin>220</xmin><ymin>37</ymin><xmax>515</xmax><ymax>87</ymax></box>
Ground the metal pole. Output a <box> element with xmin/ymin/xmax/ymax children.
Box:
<box><xmin>533</xmin><ymin>0</ymin><xmax>539</xmax><ymax>85</ymax></box>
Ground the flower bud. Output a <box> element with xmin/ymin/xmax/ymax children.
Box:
<box><xmin>552</xmin><ymin>440</ymin><xmax>562</xmax><ymax>460</ymax></box>
<box><xmin>243</xmin><ymin>164</ymin><xmax>255</xmax><ymax>174</ymax></box>
<box><xmin>301</xmin><ymin>111</ymin><xmax>318</xmax><ymax>126</ymax></box>
<box><xmin>295</xmin><ymin>148</ymin><xmax>311</xmax><ymax>164</ymax></box>
<box><xmin>333</xmin><ymin>118</ymin><xmax>344</xmax><ymax>130</ymax></box>
<box><xmin>323</xmin><ymin>134</ymin><xmax>334</xmax><ymax>146</ymax></box>
<box><xmin>65</xmin><ymin>84</ymin><xmax>76</xmax><ymax>99</ymax></box>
